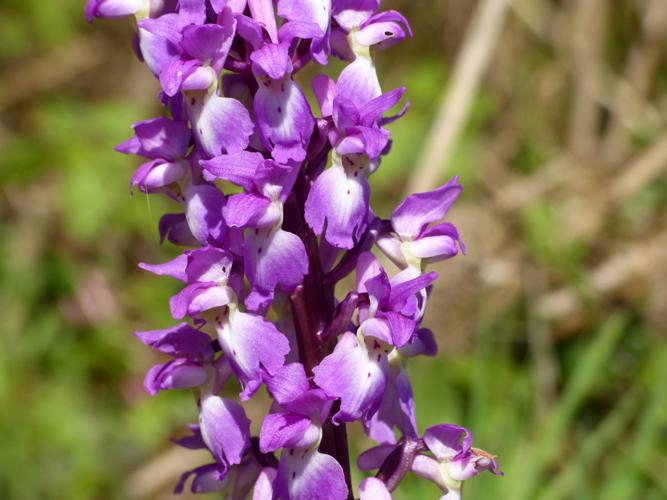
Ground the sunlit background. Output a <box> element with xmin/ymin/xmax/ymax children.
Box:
<box><xmin>1</xmin><ymin>0</ymin><xmax>666</xmax><ymax>499</ymax></box>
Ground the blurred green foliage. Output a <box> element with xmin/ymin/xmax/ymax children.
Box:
<box><xmin>1</xmin><ymin>1</ymin><xmax>666</xmax><ymax>499</ymax></box>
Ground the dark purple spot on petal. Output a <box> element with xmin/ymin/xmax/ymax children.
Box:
<box><xmin>367</xmin><ymin>372</ymin><xmax>371</xmax><ymax>378</ymax></box>
<box><xmin>277</xmin><ymin>106</ymin><xmax>282</xmax><ymax>113</ymax></box>
<box><xmin>190</xmin><ymin>97</ymin><xmax>196</xmax><ymax>105</ymax></box>
<box><xmin>376</xmin><ymin>354</ymin><xmax>381</xmax><ymax>362</ymax></box>
<box><xmin>385</xmin><ymin>31</ymin><xmax>393</xmax><ymax>36</ymax></box>
<box><xmin>258</xmin><ymin>247</ymin><xmax>262</xmax><ymax>254</ymax></box>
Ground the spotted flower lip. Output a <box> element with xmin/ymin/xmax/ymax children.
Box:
<box><xmin>90</xmin><ymin>0</ymin><xmax>500</xmax><ymax>497</ymax></box>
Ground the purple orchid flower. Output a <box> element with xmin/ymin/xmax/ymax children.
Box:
<box><xmin>201</xmin><ymin>152</ymin><xmax>309</xmax><ymax>301</ymax></box>
<box><xmin>91</xmin><ymin>0</ymin><xmax>501</xmax><ymax>496</ymax></box>
<box><xmin>377</xmin><ymin>176</ymin><xmax>466</xmax><ymax>271</ymax></box>
<box><xmin>235</xmin><ymin>12</ymin><xmax>318</xmax><ymax>163</ymax></box>
<box><xmin>173</xmin><ymin>426</ymin><xmax>274</xmax><ymax>497</ymax></box>
<box><xmin>135</xmin><ymin>322</ymin><xmax>213</xmax><ymax>394</ymax></box>
<box><xmin>261</xmin><ymin>363</ymin><xmax>349</xmax><ymax>500</ymax></box>
<box><xmin>139</xmin><ymin>246</ymin><xmax>290</xmax><ymax>400</ymax></box>
<box><xmin>359</xmin><ymin>424</ymin><xmax>502</xmax><ymax>500</ymax></box>
<box><xmin>313</xmin><ymin>252</ymin><xmax>435</xmax><ymax>425</ymax></box>
<box><xmin>304</xmin><ymin>75</ymin><xmax>405</xmax><ymax>248</ymax></box>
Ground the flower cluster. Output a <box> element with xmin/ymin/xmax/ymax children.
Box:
<box><xmin>87</xmin><ymin>0</ymin><xmax>501</xmax><ymax>497</ymax></box>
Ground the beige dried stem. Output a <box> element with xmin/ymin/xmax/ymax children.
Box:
<box><xmin>601</xmin><ymin>0</ymin><xmax>667</xmax><ymax>163</ymax></box>
<box><xmin>405</xmin><ymin>0</ymin><xmax>513</xmax><ymax>195</ymax></box>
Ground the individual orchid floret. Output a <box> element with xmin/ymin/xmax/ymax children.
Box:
<box><xmin>331</xmin><ymin>0</ymin><xmax>412</xmax><ymax>59</ymax></box>
<box><xmin>412</xmin><ymin>425</ymin><xmax>503</xmax><ymax>500</ymax></box>
<box><xmin>116</xmin><ymin>112</ymin><xmax>236</xmax><ymax>248</ymax></box>
<box><xmin>313</xmin><ymin>253</ymin><xmax>435</xmax><ymax>424</ymax></box>
<box><xmin>304</xmin><ymin>80</ymin><xmax>404</xmax><ymax>248</ymax></box>
<box><xmin>247</xmin><ymin>31</ymin><xmax>316</xmax><ymax>162</ymax></box>
<box><xmin>201</xmin><ymin>153</ymin><xmax>309</xmax><ymax>301</ymax></box>
<box><xmin>135</xmin><ymin>322</ymin><xmax>214</xmax><ymax>395</ymax></box>
<box><xmin>261</xmin><ymin>363</ymin><xmax>349</xmax><ymax>500</ymax></box>
<box><xmin>116</xmin><ymin>115</ymin><xmax>191</xmax><ymax>195</ymax></box>
<box><xmin>377</xmin><ymin>176</ymin><xmax>466</xmax><ymax>272</ymax></box>
<box><xmin>173</xmin><ymin>427</ymin><xmax>275</xmax><ymax>496</ymax></box>
<box><xmin>277</xmin><ymin>0</ymin><xmax>332</xmax><ymax>64</ymax></box>
<box><xmin>140</xmin><ymin>246</ymin><xmax>290</xmax><ymax>400</ymax></box>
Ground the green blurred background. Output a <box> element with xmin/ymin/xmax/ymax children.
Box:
<box><xmin>1</xmin><ymin>0</ymin><xmax>666</xmax><ymax>498</ymax></box>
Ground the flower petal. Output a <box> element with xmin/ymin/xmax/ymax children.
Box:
<box><xmin>200</xmin><ymin>151</ymin><xmax>264</xmax><ymax>188</ymax></box>
<box><xmin>253</xmin><ymin>78</ymin><xmax>315</xmax><ymax>163</ymax></box>
<box><xmin>134</xmin><ymin>322</ymin><xmax>213</xmax><ymax>360</ymax></box>
<box><xmin>423</xmin><ymin>424</ymin><xmax>471</xmax><ymax>462</ymax></box>
<box><xmin>244</xmin><ymin>227</ymin><xmax>309</xmax><ymax>293</ymax></box>
<box><xmin>216</xmin><ymin>308</ymin><xmax>290</xmax><ymax>399</ymax></box>
<box><xmin>313</xmin><ymin>332</ymin><xmax>388</xmax><ymax>423</ymax></box>
<box><xmin>359</xmin><ymin>477</ymin><xmax>391</xmax><ymax>500</ymax></box>
<box><xmin>200</xmin><ymin>394</ymin><xmax>251</xmax><ymax>465</ymax></box>
<box><xmin>259</xmin><ymin>412</ymin><xmax>319</xmax><ymax>452</ymax></box>
<box><xmin>305</xmin><ymin>162</ymin><xmax>370</xmax><ymax>249</ymax></box>
<box><xmin>391</xmin><ymin>177</ymin><xmax>462</xmax><ymax>239</ymax></box>
<box><xmin>184</xmin><ymin>184</ymin><xmax>228</xmax><ymax>246</ymax></box>
<box><xmin>276</xmin><ymin>448</ymin><xmax>349</xmax><ymax>500</ymax></box>
<box><xmin>188</xmin><ymin>92</ymin><xmax>254</xmax><ymax>158</ymax></box>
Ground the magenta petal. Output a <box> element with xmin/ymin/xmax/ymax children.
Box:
<box><xmin>359</xmin><ymin>477</ymin><xmax>391</xmax><ymax>500</ymax></box>
<box><xmin>312</xmin><ymin>74</ymin><xmax>336</xmax><ymax>117</ymax></box>
<box><xmin>134</xmin><ymin>322</ymin><xmax>213</xmax><ymax>360</ymax></box>
<box><xmin>170</xmin><ymin>282</ymin><xmax>234</xmax><ymax>318</ymax></box>
<box><xmin>181</xmin><ymin>16</ymin><xmax>236</xmax><ymax>73</ymax></box>
<box><xmin>253</xmin><ymin>467</ymin><xmax>277</xmax><ymax>500</ymax></box>
<box><xmin>174</xmin><ymin>463</ymin><xmax>227</xmax><ymax>494</ymax></box>
<box><xmin>132</xmin><ymin>116</ymin><xmax>191</xmax><ymax>160</ymax></box>
<box><xmin>400</xmin><ymin>328</ymin><xmax>438</xmax><ymax>358</ymax></box>
<box><xmin>144</xmin><ymin>359</ymin><xmax>208</xmax><ymax>394</ymax></box>
<box><xmin>216</xmin><ymin>309</ymin><xmax>290</xmax><ymax>399</ymax></box>
<box><xmin>411</xmin><ymin>455</ymin><xmax>445</xmax><ymax>490</ymax></box>
<box><xmin>185</xmin><ymin>246</ymin><xmax>233</xmax><ymax>283</ymax></box>
<box><xmin>137</xmin><ymin>17</ymin><xmax>182</xmax><ymax>77</ymax></box>
<box><xmin>357</xmin><ymin>443</ymin><xmax>395</xmax><ymax>470</ymax></box>
<box><xmin>365</xmin><ymin>363</ymin><xmax>417</xmax><ymax>443</ymax></box>
<box><xmin>251</xmin><ymin>42</ymin><xmax>293</xmax><ymax>80</ymax></box>
<box><xmin>188</xmin><ymin>93</ymin><xmax>254</xmax><ymax>158</ymax></box>
<box><xmin>244</xmin><ymin>227</ymin><xmax>308</xmax><ymax>293</ymax></box>
<box><xmin>277</xmin><ymin>448</ymin><xmax>349</xmax><ymax>500</ymax></box>
<box><xmin>138</xmin><ymin>253</ymin><xmax>188</xmax><ymax>281</ymax></box>
<box><xmin>184</xmin><ymin>184</ymin><xmax>228</xmax><ymax>246</ymax></box>
<box><xmin>253</xmin><ymin>79</ymin><xmax>314</xmax><ymax>163</ymax></box>
<box><xmin>259</xmin><ymin>412</ymin><xmax>317</xmax><ymax>452</ymax></box>
<box><xmin>267</xmin><ymin>363</ymin><xmax>333</xmax><ymax>419</ymax></box>
<box><xmin>178</xmin><ymin>0</ymin><xmax>207</xmax><ymax>26</ymax></box>
<box><xmin>85</xmin><ymin>0</ymin><xmax>143</xmax><ymax>21</ymax></box>
<box><xmin>391</xmin><ymin>176</ymin><xmax>462</xmax><ymax>238</ymax></box>
<box><xmin>305</xmin><ymin>162</ymin><xmax>370</xmax><ymax>249</ymax></box>
<box><xmin>423</xmin><ymin>424</ymin><xmax>472</xmax><ymax>461</ymax></box>
<box><xmin>200</xmin><ymin>394</ymin><xmax>251</xmax><ymax>465</ymax></box>
<box><xmin>200</xmin><ymin>151</ymin><xmax>264</xmax><ymax>187</ymax></box>
<box><xmin>355</xmin><ymin>19</ymin><xmax>407</xmax><ymax>49</ymax></box>
<box><xmin>248</xmin><ymin>0</ymin><xmax>278</xmax><ymax>43</ymax></box>
<box><xmin>224</xmin><ymin>193</ymin><xmax>276</xmax><ymax>228</ymax></box>
<box><xmin>278</xmin><ymin>0</ymin><xmax>331</xmax><ymax>34</ymax></box>
<box><xmin>159</xmin><ymin>213</ymin><xmax>199</xmax><ymax>246</ymax></box>
<box><xmin>337</xmin><ymin>57</ymin><xmax>381</xmax><ymax>106</ymax></box>
<box><xmin>313</xmin><ymin>332</ymin><xmax>388</xmax><ymax>423</ymax></box>
<box><xmin>266</xmin><ymin>363</ymin><xmax>310</xmax><ymax>406</ymax></box>
<box><xmin>332</xmin><ymin>0</ymin><xmax>379</xmax><ymax>30</ymax></box>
